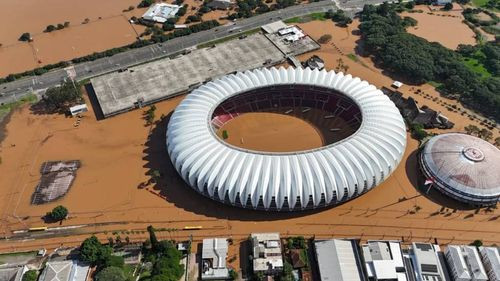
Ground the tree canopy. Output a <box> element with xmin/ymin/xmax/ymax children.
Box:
<box><xmin>22</xmin><ymin>270</ymin><xmax>38</xmax><ymax>281</ymax></box>
<box><xmin>79</xmin><ymin>235</ymin><xmax>112</xmax><ymax>266</ymax></box>
<box><xmin>95</xmin><ymin>266</ymin><xmax>129</xmax><ymax>281</ymax></box>
<box><xmin>47</xmin><ymin>205</ymin><xmax>68</xmax><ymax>221</ymax></box>
<box><xmin>359</xmin><ymin>3</ymin><xmax>500</xmax><ymax>120</ymax></box>
<box><xmin>43</xmin><ymin>80</ymin><xmax>82</xmax><ymax>111</ymax></box>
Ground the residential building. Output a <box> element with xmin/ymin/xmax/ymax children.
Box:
<box><xmin>142</xmin><ymin>3</ymin><xmax>180</xmax><ymax>23</ymax></box>
<box><xmin>314</xmin><ymin>239</ymin><xmax>366</xmax><ymax>281</ymax></box>
<box><xmin>207</xmin><ymin>0</ymin><xmax>235</xmax><ymax>10</ymax></box>
<box><xmin>0</xmin><ymin>267</ymin><xmax>24</xmax><ymax>281</ymax></box>
<box><xmin>251</xmin><ymin>233</ymin><xmax>283</xmax><ymax>275</ymax></box>
<box><xmin>38</xmin><ymin>261</ymin><xmax>89</xmax><ymax>281</ymax></box>
<box><xmin>445</xmin><ymin>246</ymin><xmax>471</xmax><ymax>281</ymax></box>
<box><xmin>479</xmin><ymin>247</ymin><xmax>500</xmax><ymax>281</ymax></box>
<box><xmin>362</xmin><ymin>240</ymin><xmax>409</xmax><ymax>281</ymax></box>
<box><xmin>409</xmin><ymin>243</ymin><xmax>450</xmax><ymax>281</ymax></box>
<box><xmin>201</xmin><ymin>238</ymin><xmax>229</xmax><ymax>280</ymax></box>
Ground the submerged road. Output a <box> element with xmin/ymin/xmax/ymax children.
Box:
<box><xmin>0</xmin><ymin>1</ymin><xmax>337</xmax><ymax>105</ymax></box>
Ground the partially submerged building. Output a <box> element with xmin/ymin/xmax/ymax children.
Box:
<box><xmin>278</xmin><ymin>26</ymin><xmax>305</xmax><ymax>42</ymax></box>
<box><xmin>362</xmin><ymin>240</ymin><xmax>409</xmax><ymax>281</ymax></box>
<box><xmin>445</xmin><ymin>245</ymin><xmax>488</xmax><ymax>281</ymax></box>
<box><xmin>303</xmin><ymin>55</ymin><xmax>324</xmax><ymax>70</ymax></box>
<box><xmin>39</xmin><ymin>261</ymin><xmax>89</xmax><ymax>281</ymax></box>
<box><xmin>142</xmin><ymin>3</ymin><xmax>180</xmax><ymax>23</ymax></box>
<box><xmin>479</xmin><ymin>247</ymin><xmax>500</xmax><ymax>281</ymax></box>
<box><xmin>409</xmin><ymin>243</ymin><xmax>450</xmax><ymax>281</ymax></box>
<box><xmin>31</xmin><ymin>160</ymin><xmax>81</xmax><ymax>204</ymax></box>
<box><xmin>251</xmin><ymin>233</ymin><xmax>283</xmax><ymax>275</ymax></box>
<box><xmin>383</xmin><ymin>89</ymin><xmax>454</xmax><ymax>129</ymax></box>
<box><xmin>201</xmin><ymin>238</ymin><xmax>229</xmax><ymax>280</ymax></box>
<box><xmin>314</xmin><ymin>239</ymin><xmax>366</xmax><ymax>281</ymax></box>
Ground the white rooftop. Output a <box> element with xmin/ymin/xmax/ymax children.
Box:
<box><xmin>363</xmin><ymin>241</ymin><xmax>407</xmax><ymax>281</ymax></box>
<box><xmin>142</xmin><ymin>3</ymin><xmax>180</xmax><ymax>23</ymax></box>
<box><xmin>39</xmin><ymin>261</ymin><xmax>89</xmax><ymax>281</ymax></box>
<box><xmin>251</xmin><ymin>233</ymin><xmax>283</xmax><ymax>273</ymax></box>
<box><xmin>202</xmin><ymin>238</ymin><xmax>229</xmax><ymax>280</ymax></box>
<box><xmin>479</xmin><ymin>246</ymin><xmax>500</xmax><ymax>281</ymax></box>
<box><xmin>314</xmin><ymin>239</ymin><xmax>364</xmax><ymax>281</ymax></box>
<box><xmin>261</xmin><ymin>21</ymin><xmax>288</xmax><ymax>34</ymax></box>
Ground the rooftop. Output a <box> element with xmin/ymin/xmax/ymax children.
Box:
<box><xmin>142</xmin><ymin>3</ymin><xmax>180</xmax><ymax>23</ymax></box>
<box><xmin>202</xmin><ymin>238</ymin><xmax>229</xmax><ymax>280</ymax></box>
<box><xmin>314</xmin><ymin>239</ymin><xmax>364</xmax><ymax>281</ymax></box>
<box><xmin>251</xmin><ymin>233</ymin><xmax>283</xmax><ymax>273</ymax></box>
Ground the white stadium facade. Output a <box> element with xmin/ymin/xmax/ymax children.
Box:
<box><xmin>166</xmin><ymin>67</ymin><xmax>407</xmax><ymax>211</ymax></box>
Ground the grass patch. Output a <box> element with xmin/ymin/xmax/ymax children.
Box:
<box><xmin>347</xmin><ymin>53</ymin><xmax>359</xmax><ymax>62</ymax></box>
<box><xmin>472</xmin><ymin>0</ymin><xmax>488</xmax><ymax>7</ymax></box>
<box><xmin>427</xmin><ymin>81</ymin><xmax>443</xmax><ymax>88</ymax></box>
<box><xmin>462</xmin><ymin>54</ymin><xmax>492</xmax><ymax>78</ymax></box>
<box><xmin>0</xmin><ymin>94</ymin><xmax>37</xmax><ymax>120</ymax></box>
<box><xmin>285</xmin><ymin>12</ymin><xmax>327</xmax><ymax>23</ymax></box>
<box><xmin>197</xmin><ymin>28</ymin><xmax>261</xmax><ymax>48</ymax></box>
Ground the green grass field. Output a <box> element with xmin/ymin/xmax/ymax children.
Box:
<box><xmin>285</xmin><ymin>12</ymin><xmax>327</xmax><ymax>23</ymax></box>
<box><xmin>0</xmin><ymin>94</ymin><xmax>37</xmax><ymax>120</ymax></box>
<box><xmin>472</xmin><ymin>0</ymin><xmax>488</xmax><ymax>7</ymax></box>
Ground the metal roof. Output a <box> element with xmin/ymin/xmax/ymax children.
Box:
<box><xmin>421</xmin><ymin>133</ymin><xmax>500</xmax><ymax>199</ymax></box>
<box><xmin>167</xmin><ymin>67</ymin><xmax>406</xmax><ymax>211</ymax></box>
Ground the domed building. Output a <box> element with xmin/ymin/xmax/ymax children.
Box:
<box><xmin>167</xmin><ymin>67</ymin><xmax>407</xmax><ymax>211</ymax></box>
<box><xmin>419</xmin><ymin>133</ymin><xmax>500</xmax><ymax>206</ymax></box>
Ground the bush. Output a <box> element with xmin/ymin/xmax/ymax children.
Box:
<box><xmin>47</xmin><ymin>205</ymin><xmax>68</xmax><ymax>221</ymax></box>
<box><xmin>80</xmin><ymin>235</ymin><xmax>112</xmax><ymax>266</ymax></box>
<box><xmin>318</xmin><ymin>34</ymin><xmax>332</xmax><ymax>44</ymax></box>
<box><xmin>19</xmin><ymin>32</ymin><xmax>31</xmax><ymax>42</ymax></box>
<box><xmin>22</xmin><ymin>270</ymin><xmax>38</xmax><ymax>281</ymax></box>
<box><xmin>410</xmin><ymin>123</ymin><xmax>427</xmax><ymax>140</ymax></box>
<box><xmin>95</xmin><ymin>266</ymin><xmax>128</xmax><ymax>281</ymax></box>
<box><xmin>470</xmin><ymin>239</ymin><xmax>483</xmax><ymax>247</ymax></box>
<box><xmin>443</xmin><ymin>2</ymin><xmax>453</xmax><ymax>11</ymax></box>
<box><xmin>45</xmin><ymin>25</ymin><xmax>56</xmax><ymax>32</ymax></box>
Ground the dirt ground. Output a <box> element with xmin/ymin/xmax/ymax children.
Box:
<box><xmin>217</xmin><ymin>112</ymin><xmax>324</xmax><ymax>152</ymax></box>
<box><xmin>0</xmin><ymin>18</ymin><xmax>499</xmax><ymax>268</ymax></box>
<box><xmin>402</xmin><ymin>5</ymin><xmax>476</xmax><ymax>49</ymax></box>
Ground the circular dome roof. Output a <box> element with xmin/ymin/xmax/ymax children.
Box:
<box><xmin>421</xmin><ymin>133</ymin><xmax>500</xmax><ymax>200</ymax></box>
<box><xmin>166</xmin><ymin>67</ymin><xmax>407</xmax><ymax>211</ymax></box>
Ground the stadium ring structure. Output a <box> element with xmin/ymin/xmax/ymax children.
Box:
<box><xmin>167</xmin><ymin>67</ymin><xmax>407</xmax><ymax>211</ymax></box>
<box><xmin>419</xmin><ymin>133</ymin><xmax>500</xmax><ymax>206</ymax></box>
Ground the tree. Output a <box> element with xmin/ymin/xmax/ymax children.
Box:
<box><xmin>43</xmin><ymin>80</ymin><xmax>82</xmax><ymax>111</ymax></box>
<box><xmin>318</xmin><ymin>34</ymin><xmax>332</xmax><ymax>44</ymax></box>
<box><xmin>229</xmin><ymin>269</ymin><xmax>238</xmax><ymax>280</ymax></box>
<box><xmin>95</xmin><ymin>266</ymin><xmax>128</xmax><ymax>281</ymax></box>
<box><xmin>494</xmin><ymin>136</ymin><xmax>500</xmax><ymax>147</ymax></box>
<box><xmin>478</xmin><ymin>128</ymin><xmax>493</xmax><ymax>141</ymax></box>
<box><xmin>19</xmin><ymin>32</ymin><xmax>31</xmax><ymax>42</ymax></box>
<box><xmin>22</xmin><ymin>270</ymin><xmax>38</xmax><ymax>281</ymax></box>
<box><xmin>410</xmin><ymin>123</ymin><xmax>427</xmax><ymax>140</ymax></box>
<box><xmin>45</xmin><ymin>25</ymin><xmax>56</xmax><ymax>32</ymax></box>
<box><xmin>80</xmin><ymin>235</ymin><xmax>112</xmax><ymax>265</ymax></box>
<box><xmin>443</xmin><ymin>2</ymin><xmax>453</xmax><ymax>10</ymax></box>
<box><xmin>147</xmin><ymin>225</ymin><xmax>159</xmax><ymax>251</ymax></box>
<box><xmin>138</xmin><ymin>0</ymin><xmax>154</xmax><ymax>8</ymax></box>
<box><xmin>64</xmin><ymin>21</ymin><xmax>70</xmax><ymax>28</ymax></box>
<box><xmin>57</xmin><ymin>23</ymin><xmax>65</xmax><ymax>30</ymax></box>
<box><xmin>405</xmin><ymin>1</ymin><xmax>415</xmax><ymax>9</ymax></box>
<box><xmin>47</xmin><ymin>205</ymin><xmax>68</xmax><ymax>221</ymax></box>
<box><xmin>464</xmin><ymin>124</ymin><xmax>480</xmax><ymax>136</ymax></box>
<box><xmin>470</xmin><ymin>239</ymin><xmax>483</xmax><ymax>247</ymax></box>
<box><xmin>281</xmin><ymin>262</ymin><xmax>294</xmax><ymax>281</ymax></box>
<box><xmin>103</xmin><ymin>255</ymin><xmax>125</xmax><ymax>268</ymax></box>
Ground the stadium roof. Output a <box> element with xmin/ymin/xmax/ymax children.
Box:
<box><xmin>167</xmin><ymin>67</ymin><xmax>406</xmax><ymax>210</ymax></box>
<box><xmin>420</xmin><ymin>133</ymin><xmax>500</xmax><ymax>204</ymax></box>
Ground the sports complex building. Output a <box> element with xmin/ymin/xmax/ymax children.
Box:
<box><xmin>419</xmin><ymin>133</ymin><xmax>500</xmax><ymax>206</ymax></box>
<box><xmin>166</xmin><ymin>67</ymin><xmax>407</xmax><ymax>211</ymax></box>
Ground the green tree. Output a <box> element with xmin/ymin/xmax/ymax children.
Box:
<box><xmin>147</xmin><ymin>225</ymin><xmax>159</xmax><ymax>251</ymax></box>
<box><xmin>95</xmin><ymin>266</ymin><xmax>128</xmax><ymax>281</ymax></box>
<box><xmin>19</xmin><ymin>32</ymin><xmax>31</xmax><ymax>41</ymax></box>
<box><xmin>443</xmin><ymin>2</ymin><xmax>453</xmax><ymax>10</ymax></box>
<box><xmin>103</xmin><ymin>255</ymin><xmax>125</xmax><ymax>268</ymax></box>
<box><xmin>229</xmin><ymin>269</ymin><xmax>238</xmax><ymax>280</ymax></box>
<box><xmin>494</xmin><ymin>136</ymin><xmax>500</xmax><ymax>147</ymax></box>
<box><xmin>80</xmin><ymin>235</ymin><xmax>112</xmax><ymax>265</ymax></box>
<box><xmin>281</xmin><ymin>262</ymin><xmax>294</xmax><ymax>281</ymax></box>
<box><xmin>43</xmin><ymin>80</ymin><xmax>82</xmax><ymax>111</ymax></box>
<box><xmin>464</xmin><ymin>124</ymin><xmax>480</xmax><ymax>136</ymax></box>
<box><xmin>47</xmin><ymin>205</ymin><xmax>68</xmax><ymax>221</ymax></box>
<box><xmin>470</xmin><ymin>239</ymin><xmax>483</xmax><ymax>247</ymax></box>
<box><xmin>45</xmin><ymin>25</ymin><xmax>56</xmax><ymax>32</ymax></box>
<box><xmin>478</xmin><ymin>128</ymin><xmax>493</xmax><ymax>141</ymax></box>
<box><xmin>410</xmin><ymin>123</ymin><xmax>427</xmax><ymax>140</ymax></box>
<box><xmin>22</xmin><ymin>270</ymin><xmax>38</xmax><ymax>281</ymax></box>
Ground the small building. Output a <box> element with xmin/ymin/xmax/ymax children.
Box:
<box><xmin>69</xmin><ymin>104</ymin><xmax>88</xmax><ymax>116</ymax></box>
<box><xmin>201</xmin><ymin>238</ymin><xmax>229</xmax><ymax>280</ymax></box>
<box><xmin>314</xmin><ymin>239</ymin><xmax>365</xmax><ymax>281</ymax></box>
<box><xmin>39</xmin><ymin>261</ymin><xmax>89</xmax><ymax>281</ymax></box>
<box><xmin>142</xmin><ymin>3</ymin><xmax>181</xmax><ymax>23</ymax></box>
<box><xmin>479</xmin><ymin>247</ymin><xmax>500</xmax><ymax>281</ymax></box>
<box><xmin>303</xmin><ymin>55</ymin><xmax>324</xmax><ymax>70</ymax></box>
<box><xmin>278</xmin><ymin>26</ymin><xmax>305</xmax><ymax>42</ymax></box>
<box><xmin>206</xmin><ymin>0</ymin><xmax>235</xmax><ymax>10</ymax></box>
<box><xmin>392</xmin><ymin>81</ymin><xmax>403</xmax><ymax>89</ymax></box>
<box><xmin>362</xmin><ymin>240</ymin><xmax>409</xmax><ymax>281</ymax></box>
<box><xmin>261</xmin><ymin>21</ymin><xmax>288</xmax><ymax>34</ymax></box>
<box><xmin>251</xmin><ymin>233</ymin><xmax>283</xmax><ymax>276</ymax></box>
<box><xmin>445</xmin><ymin>245</ymin><xmax>488</xmax><ymax>281</ymax></box>
<box><xmin>409</xmin><ymin>243</ymin><xmax>450</xmax><ymax>281</ymax></box>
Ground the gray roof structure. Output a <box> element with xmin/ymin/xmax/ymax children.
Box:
<box><xmin>0</xmin><ymin>267</ymin><xmax>23</xmax><ymax>281</ymax></box>
<box><xmin>201</xmin><ymin>238</ymin><xmax>229</xmax><ymax>280</ymax></box>
<box><xmin>39</xmin><ymin>261</ymin><xmax>89</xmax><ymax>281</ymax></box>
<box><xmin>410</xmin><ymin>243</ymin><xmax>449</xmax><ymax>281</ymax></box>
<box><xmin>420</xmin><ymin>133</ymin><xmax>500</xmax><ymax>206</ymax></box>
<box><xmin>479</xmin><ymin>247</ymin><xmax>500</xmax><ymax>281</ymax></box>
<box><xmin>314</xmin><ymin>239</ymin><xmax>365</xmax><ymax>281</ymax></box>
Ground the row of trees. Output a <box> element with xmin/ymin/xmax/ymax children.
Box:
<box><xmin>45</xmin><ymin>22</ymin><xmax>70</xmax><ymax>32</ymax></box>
<box><xmin>228</xmin><ymin>0</ymin><xmax>296</xmax><ymax>20</ymax></box>
<box><xmin>325</xmin><ymin>9</ymin><xmax>352</xmax><ymax>27</ymax></box>
<box><xmin>358</xmin><ymin>3</ymin><xmax>500</xmax><ymax>120</ymax></box>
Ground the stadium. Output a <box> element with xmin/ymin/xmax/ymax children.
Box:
<box><xmin>419</xmin><ymin>133</ymin><xmax>500</xmax><ymax>206</ymax></box>
<box><xmin>166</xmin><ymin>67</ymin><xmax>407</xmax><ymax>211</ymax></box>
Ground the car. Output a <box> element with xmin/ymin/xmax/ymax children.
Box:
<box><xmin>239</xmin><ymin>35</ymin><xmax>247</xmax><ymax>39</ymax></box>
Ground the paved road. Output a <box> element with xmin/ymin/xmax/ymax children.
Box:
<box><xmin>0</xmin><ymin>1</ymin><xmax>338</xmax><ymax>105</ymax></box>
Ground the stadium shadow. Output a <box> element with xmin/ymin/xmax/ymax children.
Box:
<box><xmin>142</xmin><ymin>114</ymin><xmax>331</xmax><ymax>221</ymax></box>
<box><xmin>405</xmin><ymin>148</ymin><xmax>475</xmax><ymax>211</ymax></box>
